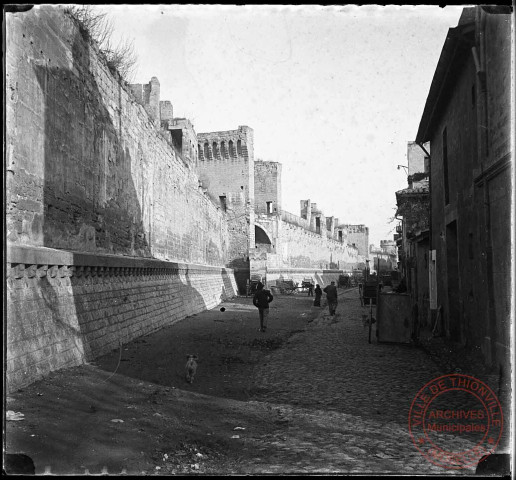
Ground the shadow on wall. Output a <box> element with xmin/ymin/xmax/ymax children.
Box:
<box><xmin>27</xmin><ymin>273</ymin><xmax>92</xmax><ymax>377</ymax></box>
<box><xmin>6</xmin><ymin>10</ymin><xmax>238</xmax><ymax>393</ymax></box>
<box><xmin>34</xmin><ymin>27</ymin><xmax>150</xmax><ymax>257</ymax></box>
<box><xmin>227</xmin><ymin>257</ymin><xmax>250</xmax><ymax>295</ymax></box>
<box><xmin>18</xmin><ymin>20</ymin><xmax>216</xmax><ymax>376</ymax></box>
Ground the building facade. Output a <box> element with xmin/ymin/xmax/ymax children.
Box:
<box><xmin>415</xmin><ymin>6</ymin><xmax>512</xmax><ymax>373</ymax></box>
<box><xmin>395</xmin><ymin>141</ymin><xmax>431</xmax><ymax>327</ymax></box>
<box><xmin>369</xmin><ymin>241</ymin><xmax>398</xmax><ymax>272</ymax></box>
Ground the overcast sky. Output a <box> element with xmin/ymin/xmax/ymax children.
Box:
<box><xmin>93</xmin><ymin>4</ymin><xmax>464</xmax><ymax>247</ymax></box>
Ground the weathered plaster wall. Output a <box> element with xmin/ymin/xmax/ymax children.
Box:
<box><xmin>412</xmin><ymin>238</ymin><xmax>430</xmax><ymax>328</ymax></box>
<box><xmin>428</xmin><ymin>10</ymin><xmax>511</xmax><ymax>370</ymax></box>
<box><xmin>483</xmin><ymin>12</ymin><xmax>512</xmax><ymax>365</ymax></box>
<box><xmin>407</xmin><ymin>141</ymin><xmax>429</xmax><ymax>175</ymax></box>
<box><xmin>431</xmin><ymin>56</ymin><xmax>484</xmax><ymax>346</ymax></box>
<box><xmin>5</xmin><ymin>5</ymin><xmax>228</xmax><ymax>266</ymax></box>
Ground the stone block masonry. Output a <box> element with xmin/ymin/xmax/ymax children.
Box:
<box><xmin>5</xmin><ymin>6</ymin><xmax>238</xmax><ymax>391</ymax></box>
<box><xmin>278</xmin><ymin>220</ymin><xmax>358</xmax><ymax>270</ymax></box>
<box><xmin>254</xmin><ymin>212</ymin><xmax>359</xmax><ymax>272</ymax></box>
<box><xmin>129</xmin><ymin>77</ymin><xmax>160</xmax><ymax>124</ymax></box>
<box><xmin>6</xmin><ymin>245</ymin><xmax>238</xmax><ymax>393</ymax></box>
<box><xmin>254</xmin><ymin>161</ymin><xmax>282</xmax><ymax>215</ymax></box>
<box><xmin>342</xmin><ymin>224</ymin><xmax>369</xmax><ymax>258</ymax></box>
<box><xmin>5</xmin><ymin>6</ymin><xmax>228</xmax><ymax>266</ymax></box>
<box><xmin>197</xmin><ymin>127</ymin><xmax>255</xmax><ymax>268</ymax></box>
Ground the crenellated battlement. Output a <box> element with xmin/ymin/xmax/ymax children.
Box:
<box><xmin>196</xmin><ymin>126</ymin><xmax>255</xmax><ymax>264</ymax></box>
<box><xmin>197</xmin><ymin>126</ymin><xmax>254</xmax><ymax>162</ymax></box>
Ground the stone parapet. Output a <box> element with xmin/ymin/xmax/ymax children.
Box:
<box><xmin>6</xmin><ymin>244</ymin><xmax>237</xmax><ymax>393</ymax></box>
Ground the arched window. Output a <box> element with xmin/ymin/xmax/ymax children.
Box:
<box><xmin>237</xmin><ymin>139</ymin><xmax>242</xmax><ymax>156</ymax></box>
<box><xmin>204</xmin><ymin>142</ymin><xmax>209</xmax><ymax>160</ymax></box>
<box><xmin>212</xmin><ymin>142</ymin><xmax>219</xmax><ymax>160</ymax></box>
<box><xmin>198</xmin><ymin>144</ymin><xmax>203</xmax><ymax>160</ymax></box>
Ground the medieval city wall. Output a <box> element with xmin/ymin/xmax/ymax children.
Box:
<box><xmin>253</xmin><ymin>213</ymin><xmax>359</xmax><ymax>274</ymax></box>
<box><xmin>197</xmin><ymin>127</ymin><xmax>255</xmax><ymax>269</ymax></box>
<box><xmin>5</xmin><ymin>6</ymin><xmax>238</xmax><ymax>391</ymax></box>
<box><xmin>6</xmin><ymin>6</ymin><xmax>229</xmax><ymax>265</ymax></box>
<box><xmin>278</xmin><ymin>220</ymin><xmax>359</xmax><ymax>270</ymax></box>
<box><xmin>7</xmin><ymin>245</ymin><xmax>237</xmax><ymax>392</ymax></box>
<box><xmin>343</xmin><ymin>225</ymin><xmax>370</xmax><ymax>258</ymax></box>
<box><xmin>254</xmin><ymin>161</ymin><xmax>282</xmax><ymax>215</ymax></box>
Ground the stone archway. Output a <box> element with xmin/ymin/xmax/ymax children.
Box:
<box><xmin>255</xmin><ymin>224</ymin><xmax>272</xmax><ymax>246</ymax></box>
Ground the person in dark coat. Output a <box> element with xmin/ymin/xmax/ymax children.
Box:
<box><xmin>323</xmin><ymin>281</ymin><xmax>338</xmax><ymax>315</ymax></box>
<box><xmin>394</xmin><ymin>277</ymin><xmax>407</xmax><ymax>293</ymax></box>
<box><xmin>307</xmin><ymin>282</ymin><xmax>314</xmax><ymax>296</ymax></box>
<box><xmin>313</xmin><ymin>284</ymin><xmax>323</xmax><ymax>307</ymax></box>
<box><xmin>252</xmin><ymin>282</ymin><xmax>274</xmax><ymax>332</ymax></box>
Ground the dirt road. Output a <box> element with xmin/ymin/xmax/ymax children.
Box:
<box><xmin>6</xmin><ymin>291</ymin><xmax>328</xmax><ymax>475</ymax></box>
<box><xmin>95</xmin><ymin>292</ymin><xmax>321</xmax><ymax>401</ymax></box>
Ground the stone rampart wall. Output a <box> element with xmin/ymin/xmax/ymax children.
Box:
<box><xmin>277</xmin><ymin>220</ymin><xmax>359</xmax><ymax>270</ymax></box>
<box><xmin>197</xmin><ymin>127</ymin><xmax>255</xmax><ymax>267</ymax></box>
<box><xmin>5</xmin><ymin>6</ymin><xmax>228</xmax><ymax>266</ymax></box>
<box><xmin>5</xmin><ymin>6</ymin><xmax>242</xmax><ymax>391</ymax></box>
<box><xmin>254</xmin><ymin>161</ymin><xmax>281</xmax><ymax>215</ymax></box>
<box><xmin>6</xmin><ymin>245</ymin><xmax>237</xmax><ymax>392</ymax></box>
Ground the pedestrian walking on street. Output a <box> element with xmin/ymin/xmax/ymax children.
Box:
<box><xmin>307</xmin><ymin>283</ymin><xmax>314</xmax><ymax>296</ymax></box>
<box><xmin>323</xmin><ymin>281</ymin><xmax>338</xmax><ymax>316</ymax></box>
<box><xmin>253</xmin><ymin>282</ymin><xmax>274</xmax><ymax>332</ymax></box>
<box><xmin>313</xmin><ymin>284</ymin><xmax>323</xmax><ymax>307</ymax></box>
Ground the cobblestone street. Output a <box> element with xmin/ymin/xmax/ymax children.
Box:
<box><xmin>251</xmin><ymin>288</ymin><xmax>443</xmax><ymax>421</ymax></box>
<box><xmin>7</xmin><ymin>286</ymin><xmax>503</xmax><ymax>475</ymax></box>
<box><xmin>240</xmin><ymin>288</ymin><xmax>485</xmax><ymax>474</ymax></box>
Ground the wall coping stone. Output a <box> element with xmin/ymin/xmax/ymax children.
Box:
<box><xmin>7</xmin><ymin>244</ymin><xmax>233</xmax><ymax>274</ymax></box>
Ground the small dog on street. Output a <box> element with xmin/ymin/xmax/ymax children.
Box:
<box><xmin>185</xmin><ymin>354</ymin><xmax>198</xmax><ymax>383</ymax></box>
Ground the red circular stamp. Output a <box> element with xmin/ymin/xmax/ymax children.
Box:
<box><xmin>408</xmin><ymin>374</ymin><xmax>503</xmax><ymax>470</ymax></box>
